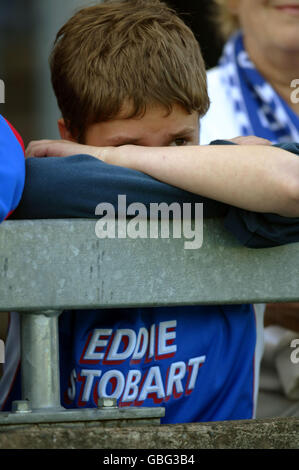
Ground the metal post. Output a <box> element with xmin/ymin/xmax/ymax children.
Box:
<box><xmin>20</xmin><ymin>310</ymin><xmax>64</xmax><ymax>412</ymax></box>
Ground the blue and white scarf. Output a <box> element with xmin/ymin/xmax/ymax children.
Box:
<box><xmin>219</xmin><ymin>32</ymin><xmax>299</xmax><ymax>143</ymax></box>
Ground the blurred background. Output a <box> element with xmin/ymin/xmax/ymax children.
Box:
<box><xmin>0</xmin><ymin>0</ymin><xmax>224</xmax><ymax>146</ymax></box>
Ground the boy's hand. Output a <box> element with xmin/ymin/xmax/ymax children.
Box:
<box><xmin>25</xmin><ymin>139</ymin><xmax>111</xmax><ymax>161</ymax></box>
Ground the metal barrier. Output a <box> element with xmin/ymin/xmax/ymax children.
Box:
<box><xmin>0</xmin><ymin>218</ymin><xmax>299</xmax><ymax>427</ymax></box>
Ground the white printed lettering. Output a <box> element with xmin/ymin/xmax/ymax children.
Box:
<box><xmin>107</xmin><ymin>329</ymin><xmax>136</xmax><ymax>362</ymax></box>
<box><xmin>84</xmin><ymin>329</ymin><xmax>112</xmax><ymax>361</ymax></box>
<box><xmin>158</xmin><ymin>320</ymin><xmax>177</xmax><ymax>357</ymax></box>
<box><xmin>166</xmin><ymin>361</ymin><xmax>186</xmax><ymax>396</ymax></box>
<box><xmin>122</xmin><ymin>370</ymin><xmax>142</xmax><ymax>402</ymax></box>
<box><xmin>139</xmin><ymin>366</ymin><xmax>165</xmax><ymax>401</ymax></box>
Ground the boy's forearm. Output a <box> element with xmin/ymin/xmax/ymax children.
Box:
<box><xmin>25</xmin><ymin>139</ymin><xmax>299</xmax><ymax>216</ymax></box>
<box><xmin>108</xmin><ymin>144</ymin><xmax>299</xmax><ymax>216</ymax></box>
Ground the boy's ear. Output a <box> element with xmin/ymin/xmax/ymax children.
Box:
<box><xmin>57</xmin><ymin>118</ymin><xmax>77</xmax><ymax>142</ymax></box>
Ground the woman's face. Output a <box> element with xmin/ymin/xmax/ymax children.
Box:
<box><xmin>230</xmin><ymin>0</ymin><xmax>299</xmax><ymax>52</ymax></box>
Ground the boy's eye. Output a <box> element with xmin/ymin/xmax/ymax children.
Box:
<box><xmin>170</xmin><ymin>138</ymin><xmax>187</xmax><ymax>147</ymax></box>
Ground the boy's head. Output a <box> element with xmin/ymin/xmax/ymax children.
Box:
<box><xmin>50</xmin><ymin>0</ymin><xmax>209</xmax><ymax>147</ymax></box>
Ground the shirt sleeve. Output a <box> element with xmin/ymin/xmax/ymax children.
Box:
<box><xmin>0</xmin><ymin>115</ymin><xmax>25</xmax><ymax>222</ymax></box>
<box><xmin>11</xmin><ymin>153</ymin><xmax>229</xmax><ymax>220</ymax></box>
<box><xmin>222</xmin><ymin>142</ymin><xmax>299</xmax><ymax>248</ymax></box>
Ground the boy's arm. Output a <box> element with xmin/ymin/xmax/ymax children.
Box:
<box><xmin>11</xmin><ymin>153</ymin><xmax>228</xmax><ymax>220</ymax></box>
<box><xmin>14</xmin><ymin>140</ymin><xmax>299</xmax><ymax>248</ymax></box>
<box><xmin>102</xmin><ymin>140</ymin><xmax>299</xmax><ymax>247</ymax></box>
<box><xmin>223</xmin><ymin>143</ymin><xmax>299</xmax><ymax>248</ymax></box>
<box><xmin>26</xmin><ymin>139</ymin><xmax>299</xmax><ymax>217</ymax></box>
<box><xmin>102</xmin><ymin>142</ymin><xmax>299</xmax><ymax>217</ymax></box>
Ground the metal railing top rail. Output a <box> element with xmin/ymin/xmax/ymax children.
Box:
<box><xmin>1</xmin><ymin>218</ymin><xmax>299</xmax><ymax>312</ymax></box>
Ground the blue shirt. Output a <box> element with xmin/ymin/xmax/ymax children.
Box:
<box><xmin>0</xmin><ymin>115</ymin><xmax>25</xmax><ymax>222</ymax></box>
<box><xmin>59</xmin><ymin>304</ymin><xmax>256</xmax><ymax>423</ymax></box>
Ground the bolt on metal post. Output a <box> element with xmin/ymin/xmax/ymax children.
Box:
<box><xmin>97</xmin><ymin>397</ymin><xmax>118</xmax><ymax>409</ymax></box>
<box><xmin>11</xmin><ymin>400</ymin><xmax>32</xmax><ymax>414</ymax></box>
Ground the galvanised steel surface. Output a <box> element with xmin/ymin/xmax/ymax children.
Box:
<box><xmin>0</xmin><ymin>218</ymin><xmax>299</xmax><ymax>311</ymax></box>
<box><xmin>1</xmin><ymin>218</ymin><xmax>299</xmax><ymax>424</ymax></box>
<box><xmin>0</xmin><ymin>407</ymin><xmax>164</xmax><ymax>426</ymax></box>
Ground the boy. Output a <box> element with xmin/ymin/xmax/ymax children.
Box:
<box><xmin>3</xmin><ymin>0</ymin><xmax>299</xmax><ymax>422</ymax></box>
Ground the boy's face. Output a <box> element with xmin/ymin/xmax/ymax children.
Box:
<box><xmin>59</xmin><ymin>103</ymin><xmax>199</xmax><ymax>147</ymax></box>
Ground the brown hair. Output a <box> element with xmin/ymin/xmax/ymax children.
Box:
<box><xmin>213</xmin><ymin>0</ymin><xmax>240</xmax><ymax>40</ymax></box>
<box><xmin>50</xmin><ymin>0</ymin><xmax>209</xmax><ymax>142</ymax></box>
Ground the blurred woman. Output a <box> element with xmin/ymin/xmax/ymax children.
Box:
<box><xmin>200</xmin><ymin>0</ymin><xmax>299</xmax><ymax>144</ymax></box>
<box><xmin>200</xmin><ymin>0</ymin><xmax>299</xmax><ymax>419</ymax></box>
